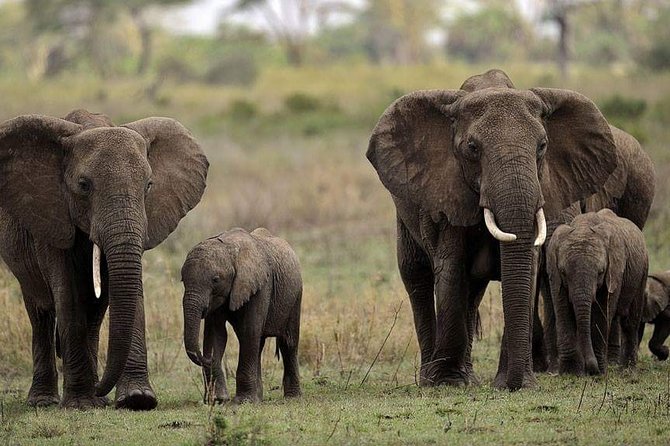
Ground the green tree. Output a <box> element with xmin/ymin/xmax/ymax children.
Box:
<box><xmin>446</xmin><ymin>2</ymin><xmax>532</xmax><ymax>63</ymax></box>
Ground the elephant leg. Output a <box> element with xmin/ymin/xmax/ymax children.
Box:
<box><xmin>202</xmin><ymin>316</ymin><xmax>229</xmax><ymax>404</ymax></box>
<box><xmin>233</xmin><ymin>327</ymin><xmax>262</xmax><ymax>403</ymax></box>
<box><xmin>36</xmin><ymin>249</ymin><xmax>105</xmax><ymax>410</ymax></box>
<box><xmin>431</xmin><ymin>250</ymin><xmax>470</xmax><ymax>386</ymax></box>
<box><xmin>464</xmin><ymin>279</ymin><xmax>488</xmax><ymax>385</ymax></box>
<box><xmin>278</xmin><ymin>305</ymin><xmax>301</xmax><ymax>398</ymax></box>
<box><xmin>540</xmin><ymin>276</ymin><xmax>559</xmax><ymax>373</ymax></box>
<box><xmin>256</xmin><ymin>337</ymin><xmax>265</xmax><ymax>401</ymax></box>
<box><xmin>114</xmin><ymin>291</ymin><xmax>156</xmax><ymax>411</ymax></box>
<box><xmin>24</xmin><ymin>301</ymin><xmax>59</xmax><ymax>407</ymax></box>
<box><xmin>607</xmin><ymin>316</ymin><xmax>621</xmax><ymax>365</ymax></box>
<box><xmin>397</xmin><ymin>218</ymin><xmax>435</xmax><ymax>386</ymax></box>
<box><xmin>85</xmin><ymin>289</ymin><xmax>109</xmax><ymax>383</ymax></box>
<box><xmin>532</xmin><ymin>279</ymin><xmax>548</xmax><ymax>373</ymax></box>
<box><xmin>648</xmin><ymin>311</ymin><xmax>670</xmax><ymax>361</ymax></box>
<box><xmin>551</xmin><ymin>282</ymin><xmax>583</xmax><ymax>375</ymax></box>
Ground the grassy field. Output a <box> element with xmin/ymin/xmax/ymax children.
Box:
<box><xmin>1</xmin><ymin>63</ymin><xmax>670</xmax><ymax>444</ymax></box>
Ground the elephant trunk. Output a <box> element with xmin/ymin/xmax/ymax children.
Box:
<box><xmin>572</xmin><ymin>287</ymin><xmax>599</xmax><ymax>375</ymax></box>
<box><xmin>93</xmin><ymin>202</ymin><xmax>146</xmax><ymax>397</ymax></box>
<box><xmin>183</xmin><ymin>293</ymin><xmax>206</xmax><ymax>367</ymax></box>
<box><xmin>484</xmin><ymin>150</ymin><xmax>541</xmax><ymax>390</ymax></box>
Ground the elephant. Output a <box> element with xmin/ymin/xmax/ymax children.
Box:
<box><xmin>0</xmin><ymin>109</ymin><xmax>208</xmax><ymax>409</ymax></box>
<box><xmin>366</xmin><ymin>68</ymin><xmax>654</xmax><ymax>390</ymax></box>
<box><xmin>639</xmin><ymin>270</ymin><xmax>670</xmax><ymax>360</ymax></box>
<box><xmin>546</xmin><ymin>209</ymin><xmax>648</xmax><ymax>375</ymax></box>
<box><xmin>181</xmin><ymin>228</ymin><xmax>302</xmax><ymax>404</ymax></box>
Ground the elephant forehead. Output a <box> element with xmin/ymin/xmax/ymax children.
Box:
<box><xmin>72</xmin><ymin>127</ymin><xmax>147</xmax><ymax>156</ymax></box>
<box><xmin>460</xmin><ymin>89</ymin><xmax>543</xmax><ymax>119</ymax></box>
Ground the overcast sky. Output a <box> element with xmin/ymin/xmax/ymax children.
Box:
<box><xmin>156</xmin><ymin>0</ymin><xmax>543</xmax><ymax>36</ymax></box>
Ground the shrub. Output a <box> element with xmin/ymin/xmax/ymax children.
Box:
<box><xmin>599</xmin><ymin>95</ymin><xmax>647</xmax><ymax>121</ymax></box>
<box><xmin>228</xmin><ymin>99</ymin><xmax>258</xmax><ymax>120</ymax></box>
<box><xmin>283</xmin><ymin>92</ymin><xmax>322</xmax><ymax>113</ymax></box>
<box><xmin>205</xmin><ymin>52</ymin><xmax>258</xmax><ymax>86</ymax></box>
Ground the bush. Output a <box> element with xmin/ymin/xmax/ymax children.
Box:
<box><xmin>283</xmin><ymin>92</ymin><xmax>322</xmax><ymax>113</ymax></box>
<box><xmin>598</xmin><ymin>95</ymin><xmax>648</xmax><ymax>143</ymax></box>
<box><xmin>598</xmin><ymin>95</ymin><xmax>647</xmax><ymax>121</ymax></box>
<box><xmin>228</xmin><ymin>99</ymin><xmax>258</xmax><ymax>120</ymax></box>
<box><xmin>205</xmin><ymin>51</ymin><xmax>258</xmax><ymax>86</ymax></box>
<box><xmin>652</xmin><ymin>95</ymin><xmax>670</xmax><ymax>124</ymax></box>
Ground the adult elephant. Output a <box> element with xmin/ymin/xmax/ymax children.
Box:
<box><xmin>0</xmin><ymin>110</ymin><xmax>208</xmax><ymax>409</ymax></box>
<box><xmin>366</xmin><ymin>69</ymin><xmax>653</xmax><ymax>390</ymax></box>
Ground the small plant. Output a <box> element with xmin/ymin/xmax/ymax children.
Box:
<box><xmin>207</xmin><ymin>413</ymin><xmax>269</xmax><ymax>446</ymax></box>
<box><xmin>205</xmin><ymin>52</ymin><xmax>258</xmax><ymax>87</ymax></box>
<box><xmin>599</xmin><ymin>95</ymin><xmax>647</xmax><ymax>121</ymax></box>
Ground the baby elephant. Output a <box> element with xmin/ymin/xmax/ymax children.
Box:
<box><xmin>181</xmin><ymin>228</ymin><xmax>302</xmax><ymax>403</ymax></box>
<box><xmin>639</xmin><ymin>271</ymin><xmax>670</xmax><ymax>360</ymax></box>
<box><xmin>547</xmin><ymin>209</ymin><xmax>648</xmax><ymax>375</ymax></box>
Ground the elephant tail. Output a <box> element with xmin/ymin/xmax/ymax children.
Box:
<box><xmin>475</xmin><ymin>310</ymin><xmax>482</xmax><ymax>340</ymax></box>
<box><xmin>275</xmin><ymin>342</ymin><xmax>281</xmax><ymax>361</ymax></box>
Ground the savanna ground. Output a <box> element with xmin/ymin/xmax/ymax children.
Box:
<box><xmin>1</xmin><ymin>63</ymin><xmax>670</xmax><ymax>445</ymax></box>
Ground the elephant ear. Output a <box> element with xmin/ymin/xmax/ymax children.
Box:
<box><xmin>367</xmin><ymin>90</ymin><xmax>480</xmax><ymax>225</ymax></box>
<box><xmin>643</xmin><ymin>276</ymin><xmax>669</xmax><ymax>322</ymax></box>
<box><xmin>595</xmin><ymin>224</ymin><xmax>625</xmax><ymax>296</ymax></box>
<box><xmin>546</xmin><ymin>224</ymin><xmax>571</xmax><ymax>294</ymax></box>
<box><xmin>123</xmin><ymin>118</ymin><xmax>209</xmax><ymax>250</ymax></box>
<box><xmin>229</xmin><ymin>239</ymin><xmax>270</xmax><ymax>311</ymax></box>
<box><xmin>531</xmin><ymin>88</ymin><xmax>618</xmax><ymax>220</ymax></box>
<box><xmin>0</xmin><ymin>115</ymin><xmax>82</xmax><ymax>249</ymax></box>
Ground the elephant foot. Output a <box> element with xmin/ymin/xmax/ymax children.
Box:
<box><xmin>61</xmin><ymin>394</ymin><xmax>108</xmax><ymax>410</ymax></box>
<box><xmin>27</xmin><ymin>391</ymin><xmax>60</xmax><ymax>407</ymax></box>
<box><xmin>432</xmin><ymin>368</ymin><xmax>469</xmax><ymax>387</ymax></box>
<box><xmin>114</xmin><ymin>377</ymin><xmax>157</xmax><ymax>411</ymax></box>
<box><xmin>233</xmin><ymin>392</ymin><xmax>261</xmax><ymax>404</ymax></box>
<box><xmin>493</xmin><ymin>370</ymin><xmax>537</xmax><ymax>390</ymax></box>
<box><xmin>204</xmin><ymin>386</ymin><xmax>230</xmax><ymax>405</ymax></box>
<box><xmin>283</xmin><ymin>387</ymin><xmax>302</xmax><ymax>398</ymax></box>
<box><xmin>650</xmin><ymin>344</ymin><xmax>669</xmax><ymax>361</ymax></box>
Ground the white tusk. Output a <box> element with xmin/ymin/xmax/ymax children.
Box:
<box><xmin>484</xmin><ymin>208</ymin><xmax>517</xmax><ymax>242</ymax></box>
<box><xmin>534</xmin><ymin>208</ymin><xmax>547</xmax><ymax>247</ymax></box>
<box><xmin>93</xmin><ymin>244</ymin><xmax>102</xmax><ymax>298</ymax></box>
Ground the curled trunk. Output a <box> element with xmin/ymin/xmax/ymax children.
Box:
<box><xmin>184</xmin><ymin>295</ymin><xmax>205</xmax><ymax>366</ymax></box>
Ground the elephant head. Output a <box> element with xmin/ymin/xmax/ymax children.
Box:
<box><xmin>644</xmin><ymin>272</ymin><xmax>670</xmax><ymax>322</ymax></box>
<box><xmin>181</xmin><ymin>229</ymin><xmax>270</xmax><ymax>366</ymax></box>
<box><xmin>367</xmin><ymin>69</ymin><xmax>617</xmax><ymax>389</ymax></box>
<box><xmin>546</xmin><ymin>211</ymin><xmax>624</xmax><ymax>375</ymax></box>
<box><xmin>0</xmin><ymin>111</ymin><xmax>209</xmax><ymax>396</ymax></box>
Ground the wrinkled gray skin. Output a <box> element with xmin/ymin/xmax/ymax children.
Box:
<box><xmin>638</xmin><ymin>270</ymin><xmax>670</xmax><ymax>360</ymax></box>
<box><xmin>182</xmin><ymin>228</ymin><xmax>302</xmax><ymax>404</ymax></box>
<box><xmin>0</xmin><ymin>110</ymin><xmax>208</xmax><ymax>410</ymax></box>
<box><xmin>367</xmin><ymin>69</ymin><xmax>654</xmax><ymax>390</ymax></box>
<box><xmin>547</xmin><ymin>209</ymin><xmax>648</xmax><ymax>375</ymax></box>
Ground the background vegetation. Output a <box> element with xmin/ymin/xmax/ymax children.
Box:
<box><xmin>0</xmin><ymin>0</ymin><xmax>669</xmax><ymax>444</ymax></box>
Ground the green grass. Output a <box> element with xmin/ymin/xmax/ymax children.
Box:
<box><xmin>1</xmin><ymin>63</ymin><xmax>670</xmax><ymax>444</ymax></box>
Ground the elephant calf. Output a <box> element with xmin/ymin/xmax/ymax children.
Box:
<box><xmin>639</xmin><ymin>271</ymin><xmax>670</xmax><ymax>360</ymax></box>
<box><xmin>181</xmin><ymin>228</ymin><xmax>302</xmax><ymax>403</ymax></box>
<box><xmin>547</xmin><ymin>209</ymin><xmax>648</xmax><ymax>375</ymax></box>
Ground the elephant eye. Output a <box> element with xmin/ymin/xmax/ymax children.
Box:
<box><xmin>465</xmin><ymin>140</ymin><xmax>481</xmax><ymax>160</ymax></box>
<box><xmin>212</xmin><ymin>275</ymin><xmax>220</xmax><ymax>284</ymax></box>
<box><xmin>78</xmin><ymin>177</ymin><xmax>92</xmax><ymax>194</ymax></box>
<box><xmin>537</xmin><ymin>140</ymin><xmax>548</xmax><ymax>158</ymax></box>
<box><xmin>145</xmin><ymin>180</ymin><xmax>153</xmax><ymax>193</ymax></box>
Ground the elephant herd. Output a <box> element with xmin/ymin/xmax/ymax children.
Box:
<box><xmin>0</xmin><ymin>69</ymin><xmax>668</xmax><ymax>411</ymax></box>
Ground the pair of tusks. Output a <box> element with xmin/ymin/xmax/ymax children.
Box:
<box><xmin>93</xmin><ymin>244</ymin><xmax>102</xmax><ymax>298</ymax></box>
<box><xmin>484</xmin><ymin>208</ymin><xmax>547</xmax><ymax>247</ymax></box>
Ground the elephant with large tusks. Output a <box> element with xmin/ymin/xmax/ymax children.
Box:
<box><xmin>366</xmin><ymin>69</ymin><xmax>654</xmax><ymax>390</ymax></box>
<box><xmin>0</xmin><ymin>109</ymin><xmax>208</xmax><ymax>410</ymax></box>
